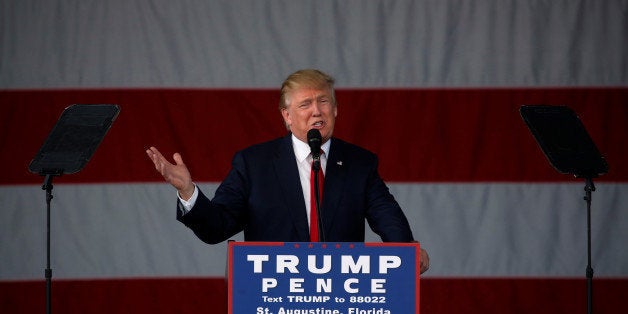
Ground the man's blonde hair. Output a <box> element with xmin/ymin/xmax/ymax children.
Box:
<box><xmin>278</xmin><ymin>69</ymin><xmax>336</xmax><ymax>110</ymax></box>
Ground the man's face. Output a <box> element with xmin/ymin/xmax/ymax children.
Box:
<box><xmin>281</xmin><ymin>86</ymin><xmax>337</xmax><ymax>144</ymax></box>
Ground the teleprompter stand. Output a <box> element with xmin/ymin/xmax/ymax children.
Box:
<box><xmin>520</xmin><ymin>105</ymin><xmax>608</xmax><ymax>314</ymax></box>
<box><xmin>28</xmin><ymin>104</ymin><xmax>120</xmax><ymax>314</ymax></box>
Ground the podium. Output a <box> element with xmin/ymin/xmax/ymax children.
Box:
<box><xmin>228</xmin><ymin>242</ymin><xmax>421</xmax><ymax>314</ymax></box>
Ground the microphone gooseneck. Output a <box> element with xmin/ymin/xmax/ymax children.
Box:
<box><xmin>307</xmin><ymin>128</ymin><xmax>325</xmax><ymax>242</ymax></box>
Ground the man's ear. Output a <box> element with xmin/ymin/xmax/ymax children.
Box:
<box><xmin>281</xmin><ymin>108</ymin><xmax>292</xmax><ymax>126</ymax></box>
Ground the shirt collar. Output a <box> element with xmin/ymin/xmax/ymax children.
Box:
<box><xmin>291</xmin><ymin>133</ymin><xmax>331</xmax><ymax>163</ymax></box>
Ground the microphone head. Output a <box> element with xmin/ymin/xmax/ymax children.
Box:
<box><xmin>307</xmin><ymin>129</ymin><xmax>322</xmax><ymax>157</ymax></box>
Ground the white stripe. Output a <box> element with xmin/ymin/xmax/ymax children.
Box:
<box><xmin>1</xmin><ymin>182</ymin><xmax>626</xmax><ymax>280</ymax></box>
<box><xmin>1</xmin><ymin>0</ymin><xmax>626</xmax><ymax>89</ymax></box>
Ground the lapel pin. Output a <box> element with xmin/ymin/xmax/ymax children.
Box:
<box><xmin>337</xmin><ymin>161</ymin><xmax>343</xmax><ymax>166</ymax></box>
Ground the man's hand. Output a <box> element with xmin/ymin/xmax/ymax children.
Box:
<box><xmin>420</xmin><ymin>248</ymin><xmax>430</xmax><ymax>274</ymax></box>
<box><xmin>145</xmin><ymin>146</ymin><xmax>195</xmax><ymax>200</ymax></box>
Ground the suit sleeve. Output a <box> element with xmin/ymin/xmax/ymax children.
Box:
<box><xmin>176</xmin><ymin>151</ymin><xmax>250</xmax><ymax>244</ymax></box>
<box><xmin>364</xmin><ymin>156</ymin><xmax>415</xmax><ymax>242</ymax></box>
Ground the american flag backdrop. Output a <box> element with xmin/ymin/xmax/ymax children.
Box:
<box><xmin>1</xmin><ymin>1</ymin><xmax>627</xmax><ymax>313</ymax></box>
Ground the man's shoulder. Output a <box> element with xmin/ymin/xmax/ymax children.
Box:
<box><xmin>330</xmin><ymin>137</ymin><xmax>377</xmax><ymax>160</ymax></box>
<box><xmin>238</xmin><ymin>134</ymin><xmax>290</xmax><ymax>156</ymax></box>
<box><xmin>235</xmin><ymin>135</ymin><xmax>377</xmax><ymax>160</ymax></box>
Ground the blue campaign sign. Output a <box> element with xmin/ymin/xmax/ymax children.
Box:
<box><xmin>228</xmin><ymin>242</ymin><xmax>420</xmax><ymax>314</ymax></box>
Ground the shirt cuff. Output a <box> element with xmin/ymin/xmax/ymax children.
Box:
<box><xmin>177</xmin><ymin>184</ymin><xmax>199</xmax><ymax>214</ymax></box>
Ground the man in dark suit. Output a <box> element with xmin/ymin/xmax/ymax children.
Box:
<box><xmin>146</xmin><ymin>69</ymin><xmax>429</xmax><ymax>273</ymax></box>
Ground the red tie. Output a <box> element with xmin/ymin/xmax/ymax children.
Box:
<box><xmin>310</xmin><ymin>161</ymin><xmax>324</xmax><ymax>242</ymax></box>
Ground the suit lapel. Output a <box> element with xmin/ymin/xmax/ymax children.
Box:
<box><xmin>321</xmin><ymin>138</ymin><xmax>347</xmax><ymax>237</ymax></box>
<box><xmin>273</xmin><ymin>134</ymin><xmax>310</xmax><ymax>241</ymax></box>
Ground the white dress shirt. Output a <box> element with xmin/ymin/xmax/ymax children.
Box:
<box><xmin>291</xmin><ymin>134</ymin><xmax>330</xmax><ymax>229</ymax></box>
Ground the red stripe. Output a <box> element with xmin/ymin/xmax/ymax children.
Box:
<box><xmin>1</xmin><ymin>277</ymin><xmax>625</xmax><ymax>314</ymax></box>
<box><xmin>2</xmin><ymin>88</ymin><xmax>627</xmax><ymax>184</ymax></box>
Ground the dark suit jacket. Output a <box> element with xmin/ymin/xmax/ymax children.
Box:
<box><xmin>177</xmin><ymin>134</ymin><xmax>414</xmax><ymax>243</ymax></box>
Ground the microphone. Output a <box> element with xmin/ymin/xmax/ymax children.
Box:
<box><xmin>307</xmin><ymin>129</ymin><xmax>322</xmax><ymax>170</ymax></box>
<box><xmin>307</xmin><ymin>128</ymin><xmax>325</xmax><ymax>242</ymax></box>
